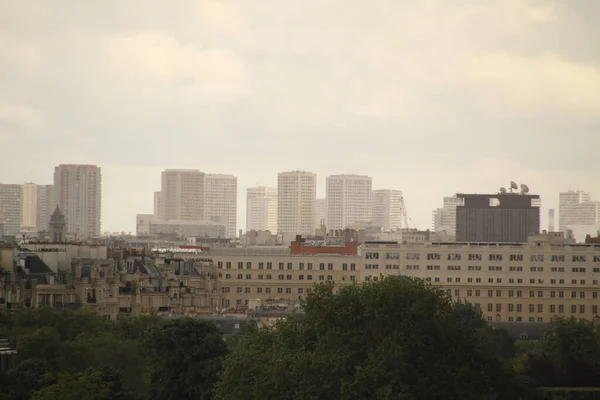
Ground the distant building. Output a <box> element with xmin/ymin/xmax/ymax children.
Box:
<box><xmin>432</xmin><ymin>196</ymin><xmax>462</xmax><ymax>236</ymax></box>
<box><xmin>153</xmin><ymin>191</ymin><xmax>164</xmax><ymax>220</ymax></box>
<box><xmin>0</xmin><ymin>184</ymin><xmax>22</xmax><ymax>235</ymax></box>
<box><xmin>20</xmin><ymin>183</ymin><xmax>37</xmax><ymax>234</ymax></box>
<box><xmin>36</xmin><ymin>184</ymin><xmax>55</xmax><ymax>233</ymax></box>
<box><xmin>455</xmin><ymin>192</ymin><xmax>540</xmax><ymax>243</ymax></box>
<box><xmin>246</xmin><ymin>187</ymin><xmax>277</xmax><ymax>233</ymax></box>
<box><xmin>326</xmin><ymin>175</ymin><xmax>372</xmax><ymax>230</ymax></box>
<box><xmin>559</xmin><ymin>190</ymin><xmax>600</xmax><ymax>241</ymax></box>
<box><xmin>204</xmin><ymin>174</ymin><xmax>237</xmax><ymax>238</ymax></box>
<box><xmin>54</xmin><ymin>164</ymin><xmax>102</xmax><ymax>238</ymax></box>
<box><xmin>49</xmin><ymin>206</ymin><xmax>67</xmax><ymax>242</ymax></box>
<box><xmin>136</xmin><ymin>214</ymin><xmax>225</xmax><ymax>238</ymax></box>
<box><xmin>371</xmin><ymin>189</ymin><xmax>403</xmax><ymax>231</ymax></box>
<box><xmin>277</xmin><ymin>171</ymin><xmax>316</xmax><ymax>236</ymax></box>
<box><xmin>315</xmin><ymin>198</ymin><xmax>326</xmax><ymax>229</ymax></box>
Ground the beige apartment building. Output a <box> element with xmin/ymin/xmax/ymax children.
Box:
<box><xmin>361</xmin><ymin>232</ymin><xmax>600</xmax><ymax>323</ymax></box>
<box><xmin>204</xmin><ymin>248</ymin><xmax>361</xmax><ymax>309</ymax></box>
<box><xmin>277</xmin><ymin>171</ymin><xmax>316</xmax><ymax>237</ymax></box>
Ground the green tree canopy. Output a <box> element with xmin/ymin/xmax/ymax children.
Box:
<box><xmin>216</xmin><ymin>277</ymin><xmax>526</xmax><ymax>400</ymax></box>
<box><xmin>146</xmin><ymin>317</ymin><xmax>228</xmax><ymax>400</ymax></box>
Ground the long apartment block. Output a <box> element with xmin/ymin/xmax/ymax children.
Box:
<box><xmin>361</xmin><ymin>232</ymin><xmax>600</xmax><ymax>323</ymax></box>
<box><xmin>206</xmin><ymin>243</ymin><xmax>361</xmax><ymax>309</ymax></box>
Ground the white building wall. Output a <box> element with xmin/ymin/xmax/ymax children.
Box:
<box><xmin>277</xmin><ymin>171</ymin><xmax>316</xmax><ymax>236</ymax></box>
<box><xmin>246</xmin><ymin>187</ymin><xmax>277</xmax><ymax>233</ymax></box>
<box><xmin>315</xmin><ymin>198</ymin><xmax>326</xmax><ymax>229</ymax></box>
<box><xmin>559</xmin><ymin>191</ymin><xmax>600</xmax><ymax>241</ymax></box>
<box><xmin>205</xmin><ymin>174</ymin><xmax>238</xmax><ymax>238</ymax></box>
<box><xmin>326</xmin><ymin>175</ymin><xmax>372</xmax><ymax>231</ymax></box>
<box><xmin>53</xmin><ymin>164</ymin><xmax>102</xmax><ymax>238</ymax></box>
<box><xmin>21</xmin><ymin>183</ymin><xmax>37</xmax><ymax>232</ymax></box>
<box><xmin>372</xmin><ymin>189</ymin><xmax>402</xmax><ymax>231</ymax></box>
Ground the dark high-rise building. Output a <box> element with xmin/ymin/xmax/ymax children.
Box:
<box><xmin>455</xmin><ymin>192</ymin><xmax>540</xmax><ymax>243</ymax></box>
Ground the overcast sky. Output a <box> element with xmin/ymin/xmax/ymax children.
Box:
<box><xmin>1</xmin><ymin>0</ymin><xmax>599</xmax><ymax>234</ymax></box>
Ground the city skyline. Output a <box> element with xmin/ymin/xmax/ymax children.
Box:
<box><xmin>2</xmin><ymin>165</ymin><xmax>599</xmax><ymax>237</ymax></box>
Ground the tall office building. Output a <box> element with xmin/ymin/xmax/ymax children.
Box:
<box><xmin>455</xmin><ymin>192</ymin><xmax>540</xmax><ymax>243</ymax></box>
<box><xmin>153</xmin><ymin>191</ymin><xmax>164</xmax><ymax>220</ymax></box>
<box><xmin>161</xmin><ymin>169</ymin><xmax>205</xmax><ymax>221</ymax></box>
<box><xmin>372</xmin><ymin>189</ymin><xmax>403</xmax><ymax>231</ymax></box>
<box><xmin>558</xmin><ymin>190</ymin><xmax>600</xmax><ymax>240</ymax></box>
<box><xmin>246</xmin><ymin>187</ymin><xmax>277</xmax><ymax>233</ymax></box>
<box><xmin>0</xmin><ymin>184</ymin><xmax>22</xmax><ymax>235</ymax></box>
<box><xmin>277</xmin><ymin>171</ymin><xmax>316</xmax><ymax>236</ymax></box>
<box><xmin>325</xmin><ymin>175</ymin><xmax>372</xmax><ymax>230</ymax></box>
<box><xmin>20</xmin><ymin>183</ymin><xmax>37</xmax><ymax>233</ymax></box>
<box><xmin>36</xmin><ymin>184</ymin><xmax>55</xmax><ymax>233</ymax></box>
<box><xmin>54</xmin><ymin>164</ymin><xmax>102</xmax><ymax>238</ymax></box>
<box><xmin>205</xmin><ymin>174</ymin><xmax>237</xmax><ymax>238</ymax></box>
<box><xmin>315</xmin><ymin>198</ymin><xmax>326</xmax><ymax>228</ymax></box>
<box><xmin>432</xmin><ymin>196</ymin><xmax>462</xmax><ymax>236</ymax></box>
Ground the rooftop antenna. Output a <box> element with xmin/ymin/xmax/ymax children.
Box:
<box><xmin>499</xmin><ymin>187</ymin><xmax>507</xmax><ymax>194</ymax></box>
<box><xmin>509</xmin><ymin>181</ymin><xmax>518</xmax><ymax>193</ymax></box>
<box><xmin>520</xmin><ymin>184</ymin><xmax>530</xmax><ymax>194</ymax></box>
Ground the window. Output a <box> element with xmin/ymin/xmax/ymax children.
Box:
<box><xmin>226</xmin><ymin>262</ymin><xmax>232</xmax><ymax>269</ymax></box>
<box><xmin>246</xmin><ymin>262</ymin><xmax>252</xmax><ymax>269</ymax></box>
<box><xmin>427</xmin><ymin>265</ymin><xmax>440</xmax><ymax>270</ymax></box>
<box><xmin>287</xmin><ymin>263</ymin><xmax>293</xmax><ymax>270</ymax></box>
<box><xmin>237</xmin><ymin>274</ymin><xmax>243</xmax><ymax>279</ymax></box>
<box><xmin>510</xmin><ymin>266</ymin><xmax>523</xmax><ymax>271</ymax></box>
<box><xmin>572</xmin><ymin>255</ymin><xmax>586</xmax><ymax>262</ymax></box>
<box><xmin>447</xmin><ymin>265</ymin><xmax>461</xmax><ymax>271</ymax></box>
<box><xmin>467</xmin><ymin>290</ymin><xmax>473</xmax><ymax>296</ymax></box>
<box><xmin>299</xmin><ymin>263</ymin><xmax>305</xmax><ymax>270</ymax></box>
<box><xmin>593</xmin><ymin>305</ymin><xmax>598</xmax><ymax>314</ymax></box>
<box><xmin>327</xmin><ymin>263</ymin><xmax>333</xmax><ymax>270</ymax></box>
<box><xmin>530</xmin><ymin>266</ymin><xmax>543</xmax><ymax>272</ymax></box>
<box><xmin>517</xmin><ymin>304</ymin><xmax>522</xmax><ymax>312</ymax></box>
<box><xmin>319</xmin><ymin>263</ymin><xmax>325</xmax><ymax>270</ymax></box>
<box><xmin>366</xmin><ymin>264</ymin><xmax>379</xmax><ymax>270</ymax></box>
<box><xmin>217</xmin><ymin>261</ymin><xmax>223</xmax><ymax>269</ymax></box>
<box><xmin>258</xmin><ymin>262</ymin><xmax>264</xmax><ymax>269</ymax></box>
<box><xmin>245</xmin><ymin>287</ymin><xmax>250</xmax><ymax>293</ymax></box>
<box><xmin>277</xmin><ymin>288</ymin><xmax>283</xmax><ymax>294</ymax></box>
<box><xmin>286</xmin><ymin>288</ymin><xmax>292</xmax><ymax>294</ymax></box>
<box><xmin>278</xmin><ymin>274</ymin><xmax>284</xmax><ymax>280</ymax></box>
<box><xmin>496</xmin><ymin>304</ymin><xmax>501</xmax><ymax>312</ymax></box>
<box><xmin>406</xmin><ymin>265</ymin><xmax>420</xmax><ymax>270</ymax></box>
<box><xmin>279</xmin><ymin>263</ymin><xmax>284</xmax><ymax>270</ymax></box>
<box><xmin>538</xmin><ymin>291</ymin><xmax>543</xmax><ymax>298</ymax></box>
<box><xmin>386</xmin><ymin>252</ymin><xmax>400</xmax><ymax>260</ymax></box>
<box><xmin>327</xmin><ymin>275</ymin><xmax>333</xmax><ymax>281</ymax></box>
<box><xmin>475</xmin><ymin>290</ymin><xmax>481</xmax><ymax>296</ymax></box>
<box><xmin>266</xmin><ymin>274</ymin><xmax>272</xmax><ymax>280</ymax></box>
<box><xmin>550</xmin><ymin>304</ymin><xmax>556</xmax><ymax>313</ymax></box>
<box><xmin>487</xmin><ymin>304</ymin><xmax>493</xmax><ymax>312</ymax></box>
<box><xmin>236</xmin><ymin>287</ymin><xmax>242</xmax><ymax>293</ymax></box>
<box><xmin>267</xmin><ymin>262</ymin><xmax>273</xmax><ymax>269</ymax></box>
<box><xmin>286</xmin><ymin>274</ymin><xmax>292</xmax><ymax>280</ymax></box>
<box><xmin>257</xmin><ymin>274</ymin><xmax>263</xmax><ymax>280</ymax></box>
<box><xmin>266</xmin><ymin>288</ymin><xmax>271</xmax><ymax>293</ymax></box>
<box><xmin>489</xmin><ymin>254</ymin><xmax>502</xmax><ymax>261</ymax></box>
<box><xmin>406</xmin><ymin>252</ymin><xmax>420</xmax><ymax>260</ymax></box>
<box><xmin>427</xmin><ymin>253</ymin><xmax>441</xmax><ymax>260</ymax></box>
<box><xmin>496</xmin><ymin>290</ymin><xmax>502</xmax><ymax>297</ymax></box>
<box><xmin>307</xmin><ymin>275</ymin><xmax>313</xmax><ymax>280</ymax></box>
<box><xmin>530</xmin><ymin>254</ymin><xmax>544</xmax><ymax>262</ymax></box>
<box><xmin>537</xmin><ymin>304</ymin><xmax>543</xmax><ymax>313</ymax></box>
<box><xmin>571</xmin><ymin>305</ymin><xmax>577</xmax><ymax>314</ymax></box>
<box><xmin>488</xmin><ymin>266</ymin><xmax>502</xmax><ymax>271</ymax></box>
<box><xmin>298</xmin><ymin>275</ymin><xmax>304</xmax><ymax>280</ymax></box>
<box><xmin>448</xmin><ymin>253</ymin><xmax>461</xmax><ymax>261</ymax></box>
<box><xmin>319</xmin><ymin>275</ymin><xmax>324</xmax><ymax>281</ymax></box>
<box><xmin>454</xmin><ymin>289</ymin><xmax>460</xmax><ymax>297</ymax></box>
<box><xmin>468</xmin><ymin>266</ymin><xmax>482</xmax><ymax>271</ymax></box>
<box><xmin>529</xmin><ymin>304</ymin><xmax>535</xmax><ymax>313</ymax></box>
<box><xmin>307</xmin><ymin>263</ymin><xmax>312</xmax><ymax>270</ymax></box>
<box><xmin>509</xmin><ymin>304</ymin><xmax>514</xmax><ymax>312</ymax></box>
<box><xmin>342</xmin><ymin>263</ymin><xmax>348</xmax><ymax>271</ymax></box>
<box><xmin>365</xmin><ymin>252</ymin><xmax>379</xmax><ymax>259</ymax></box>
<box><xmin>572</xmin><ymin>267</ymin><xmax>587</xmax><ymax>273</ymax></box>
<box><xmin>245</xmin><ymin>274</ymin><xmax>251</xmax><ymax>279</ymax></box>
<box><xmin>468</xmin><ymin>254</ymin><xmax>482</xmax><ymax>261</ymax></box>
<box><xmin>238</xmin><ymin>262</ymin><xmax>244</xmax><ymax>269</ymax></box>
<box><xmin>350</xmin><ymin>263</ymin><xmax>356</xmax><ymax>271</ymax></box>
<box><xmin>558</xmin><ymin>304</ymin><xmax>564</xmax><ymax>313</ymax></box>
<box><xmin>551</xmin><ymin>267</ymin><xmax>565</xmax><ymax>273</ymax></box>
<box><xmin>509</xmin><ymin>254</ymin><xmax>523</xmax><ymax>262</ymax></box>
<box><xmin>551</xmin><ymin>255</ymin><xmax>565</xmax><ymax>262</ymax></box>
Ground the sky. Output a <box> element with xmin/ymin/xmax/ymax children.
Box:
<box><xmin>1</xmin><ymin>0</ymin><xmax>599</xmax><ymax>234</ymax></box>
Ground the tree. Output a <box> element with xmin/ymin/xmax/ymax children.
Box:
<box><xmin>146</xmin><ymin>317</ymin><xmax>228</xmax><ymax>400</ymax></box>
<box><xmin>523</xmin><ymin>317</ymin><xmax>600</xmax><ymax>387</ymax></box>
<box><xmin>216</xmin><ymin>278</ymin><xmax>527</xmax><ymax>400</ymax></box>
<box><xmin>0</xmin><ymin>358</ymin><xmax>55</xmax><ymax>400</ymax></box>
<box><xmin>31</xmin><ymin>367</ymin><xmax>133</xmax><ymax>400</ymax></box>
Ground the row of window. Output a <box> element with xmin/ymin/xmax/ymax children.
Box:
<box><xmin>366</xmin><ymin>264</ymin><xmax>600</xmax><ymax>274</ymax></box>
<box><xmin>480</xmin><ymin>303</ymin><xmax>597</xmax><ymax>315</ymax></box>
<box><xmin>217</xmin><ymin>261</ymin><xmax>357</xmax><ymax>271</ymax></box>
<box><xmin>220</xmin><ymin>273</ymin><xmax>357</xmax><ymax>282</ymax></box>
<box><xmin>445</xmin><ymin>288</ymin><xmax>600</xmax><ymax>299</ymax></box>
<box><xmin>223</xmin><ymin>286</ymin><xmax>307</xmax><ymax>295</ymax></box>
<box><xmin>416</xmin><ymin>276</ymin><xmax>598</xmax><ymax>285</ymax></box>
<box><xmin>369</xmin><ymin>252</ymin><xmax>600</xmax><ymax>263</ymax></box>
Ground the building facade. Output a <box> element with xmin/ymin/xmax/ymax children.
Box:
<box><xmin>153</xmin><ymin>191</ymin><xmax>164</xmax><ymax>220</ymax></box>
<box><xmin>371</xmin><ymin>189</ymin><xmax>403</xmax><ymax>232</ymax></box>
<box><xmin>315</xmin><ymin>198</ymin><xmax>326</xmax><ymax>229</ymax></box>
<box><xmin>36</xmin><ymin>184</ymin><xmax>55</xmax><ymax>233</ymax></box>
<box><xmin>455</xmin><ymin>193</ymin><xmax>540</xmax><ymax>243</ymax></box>
<box><xmin>54</xmin><ymin>164</ymin><xmax>102</xmax><ymax>238</ymax></box>
<box><xmin>136</xmin><ymin>214</ymin><xmax>226</xmax><ymax>238</ymax></box>
<box><xmin>0</xmin><ymin>184</ymin><xmax>22</xmax><ymax>235</ymax></box>
<box><xmin>20</xmin><ymin>183</ymin><xmax>37</xmax><ymax>234</ymax></box>
<box><xmin>361</xmin><ymin>232</ymin><xmax>600</xmax><ymax>323</ymax></box>
<box><xmin>559</xmin><ymin>190</ymin><xmax>600</xmax><ymax>241</ymax></box>
<box><xmin>246</xmin><ymin>187</ymin><xmax>277</xmax><ymax>233</ymax></box>
<box><xmin>277</xmin><ymin>171</ymin><xmax>316</xmax><ymax>236</ymax></box>
<box><xmin>204</xmin><ymin>174</ymin><xmax>237</xmax><ymax>238</ymax></box>
<box><xmin>326</xmin><ymin>175</ymin><xmax>372</xmax><ymax>230</ymax></box>
<box><xmin>432</xmin><ymin>196</ymin><xmax>462</xmax><ymax>236</ymax></box>
<box><xmin>160</xmin><ymin>169</ymin><xmax>205</xmax><ymax>221</ymax></box>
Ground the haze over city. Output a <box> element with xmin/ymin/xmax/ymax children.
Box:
<box><xmin>1</xmin><ymin>0</ymin><xmax>599</xmax><ymax>233</ymax></box>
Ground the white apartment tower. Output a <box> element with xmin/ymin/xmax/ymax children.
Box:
<box><xmin>20</xmin><ymin>183</ymin><xmax>37</xmax><ymax>233</ymax></box>
<box><xmin>161</xmin><ymin>169</ymin><xmax>205</xmax><ymax>221</ymax></box>
<box><xmin>54</xmin><ymin>164</ymin><xmax>102</xmax><ymax>237</ymax></box>
<box><xmin>153</xmin><ymin>191</ymin><xmax>164</xmax><ymax>220</ymax></box>
<box><xmin>432</xmin><ymin>196</ymin><xmax>462</xmax><ymax>236</ymax></box>
<box><xmin>559</xmin><ymin>190</ymin><xmax>600</xmax><ymax>240</ymax></box>
<box><xmin>277</xmin><ymin>171</ymin><xmax>316</xmax><ymax>236</ymax></box>
<box><xmin>36</xmin><ymin>184</ymin><xmax>55</xmax><ymax>233</ymax></box>
<box><xmin>0</xmin><ymin>184</ymin><xmax>22</xmax><ymax>235</ymax></box>
<box><xmin>315</xmin><ymin>198</ymin><xmax>326</xmax><ymax>228</ymax></box>
<box><xmin>326</xmin><ymin>175</ymin><xmax>372</xmax><ymax>230</ymax></box>
<box><xmin>205</xmin><ymin>174</ymin><xmax>238</xmax><ymax>238</ymax></box>
<box><xmin>372</xmin><ymin>189</ymin><xmax>403</xmax><ymax>231</ymax></box>
<box><xmin>246</xmin><ymin>187</ymin><xmax>277</xmax><ymax>233</ymax></box>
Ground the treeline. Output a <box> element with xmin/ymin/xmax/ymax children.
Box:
<box><xmin>1</xmin><ymin>278</ymin><xmax>600</xmax><ymax>399</ymax></box>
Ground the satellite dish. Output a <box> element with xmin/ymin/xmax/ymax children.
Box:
<box><xmin>510</xmin><ymin>181</ymin><xmax>518</xmax><ymax>191</ymax></box>
<box><xmin>520</xmin><ymin>184</ymin><xmax>529</xmax><ymax>194</ymax></box>
<box><xmin>500</xmin><ymin>187</ymin><xmax>507</xmax><ymax>194</ymax></box>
